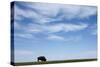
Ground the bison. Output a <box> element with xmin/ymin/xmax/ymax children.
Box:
<box><xmin>37</xmin><ymin>56</ymin><xmax>47</xmax><ymax>62</ymax></box>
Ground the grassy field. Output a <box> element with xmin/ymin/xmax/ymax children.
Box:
<box><xmin>12</xmin><ymin>58</ymin><xmax>97</xmax><ymax>66</ymax></box>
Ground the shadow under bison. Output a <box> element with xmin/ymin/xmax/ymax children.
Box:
<box><xmin>37</xmin><ymin>56</ymin><xmax>47</xmax><ymax>62</ymax></box>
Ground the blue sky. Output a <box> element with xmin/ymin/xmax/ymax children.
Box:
<box><xmin>13</xmin><ymin>1</ymin><xmax>97</xmax><ymax>62</ymax></box>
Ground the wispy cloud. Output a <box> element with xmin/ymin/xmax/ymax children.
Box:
<box><xmin>15</xmin><ymin>22</ymin><xmax>88</xmax><ymax>34</ymax></box>
<box><xmin>47</xmin><ymin>35</ymin><xmax>64</xmax><ymax>40</ymax></box>
<box><xmin>47</xmin><ymin>34</ymin><xmax>82</xmax><ymax>42</ymax></box>
<box><xmin>13</xmin><ymin>2</ymin><xmax>96</xmax><ymax>40</ymax></box>
<box><xmin>26</xmin><ymin>23</ymin><xmax>88</xmax><ymax>33</ymax></box>
<box><xmin>14</xmin><ymin>2</ymin><xmax>95</xmax><ymax>37</ymax></box>
<box><xmin>26</xmin><ymin>24</ymin><xmax>43</xmax><ymax>33</ymax></box>
<box><xmin>14</xmin><ymin>3</ymin><xmax>54</xmax><ymax>24</ymax></box>
<box><xmin>78</xmin><ymin>6</ymin><xmax>97</xmax><ymax>18</ymax></box>
<box><xmin>14</xmin><ymin>2</ymin><xmax>97</xmax><ymax>24</ymax></box>
<box><xmin>15</xmin><ymin>33</ymin><xmax>33</xmax><ymax>39</ymax></box>
<box><xmin>45</xmin><ymin>23</ymin><xmax>88</xmax><ymax>33</ymax></box>
<box><xmin>15</xmin><ymin>4</ymin><xmax>37</xmax><ymax>20</ymax></box>
<box><xmin>14</xmin><ymin>22</ymin><xmax>88</xmax><ymax>40</ymax></box>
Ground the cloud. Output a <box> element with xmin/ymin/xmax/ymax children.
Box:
<box><xmin>65</xmin><ymin>35</ymin><xmax>82</xmax><ymax>42</ymax></box>
<box><xmin>44</xmin><ymin>23</ymin><xmax>88</xmax><ymax>33</ymax></box>
<box><xmin>26</xmin><ymin>23</ymin><xmax>88</xmax><ymax>34</ymax></box>
<box><xmin>47</xmin><ymin>34</ymin><xmax>82</xmax><ymax>42</ymax></box>
<box><xmin>14</xmin><ymin>3</ymin><xmax>56</xmax><ymax>24</ymax></box>
<box><xmin>61</xmin><ymin>5</ymin><xmax>97</xmax><ymax>19</ymax></box>
<box><xmin>14</xmin><ymin>2</ymin><xmax>97</xmax><ymax>24</ymax></box>
<box><xmin>26</xmin><ymin>24</ymin><xmax>43</xmax><ymax>33</ymax></box>
<box><xmin>47</xmin><ymin>35</ymin><xmax>64</xmax><ymax>40</ymax></box>
<box><xmin>18</xmin><ymin>2</ymin><xmax>60</xmax><ymax>17</ymax></box>
<box><xmin>14</xmin><ymin>22</ymin><xmax>84</xmax><ymax>42</ymax></box>
<box><xmin>14</xmin><ymin>22</ymin><xmax>88</xmax><ymax>35</ymax></box>
<box><xmin>14</xmin><ymin>20</ymin><xmax>88</xmax><ymax>40</ymax></box>
<box><xmin>15</xmin><ymin>33</ymin><xmax>33</xmax><ymax>39</ymax></box>
<box><xmin>15</xmin><ymin>4</ymin><xmax>36</xmax><ymax>20</ymax></box>
<box><xmin>26</xmin><ymin>2</ymin><xmax>97</xmax><ymax>19</ymax></box>
<box><xmin>28</xmin><ymin>28</ymin><xmax>42</xmax><ymax>33</ymax></box>
<box><xmin>64</xmin><ymin>23</ymin><xmax>88</xmax><ymax>32</ymax></box>
<box><xmin>14</xmin><ymin>2</ymin><xmax>95</xmax><ymax>40</ymax></box>
<box><xmin>78</xmin><ymin>6</ymin><xmax>97</xmax><ymax>18</ymax></box>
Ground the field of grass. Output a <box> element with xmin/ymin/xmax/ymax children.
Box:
<box><xmin>11</xmin><ymin>58</ymin><xmax>97</xmax><ymax>66</ymax></box>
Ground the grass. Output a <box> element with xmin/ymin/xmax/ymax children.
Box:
<box><xmin>11</xmin><ymin>58</ymin><xmax>97</xmax><ymax>66</ymax></box>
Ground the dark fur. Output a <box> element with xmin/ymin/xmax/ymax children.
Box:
<box><xmin>37</xmin><ymin>56</ymin><xmax>47</xmax><ymax>62</ymax></box>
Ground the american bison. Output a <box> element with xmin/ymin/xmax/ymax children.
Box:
<box><xmin>37</xmin><ymin>56</ymin><xmax>47</xmax><ymax>62</ymax></box>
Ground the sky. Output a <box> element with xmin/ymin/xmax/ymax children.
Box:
<box><xmin>13</xmin><ymin>1</ymin><xmax>97</xmax><ymax>62</ymax></box>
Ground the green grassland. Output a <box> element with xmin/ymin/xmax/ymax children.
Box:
<box><xmin>12</xmin><ymin>58</ymin><xmax>97</xmax><ymax>66</ymax></box>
